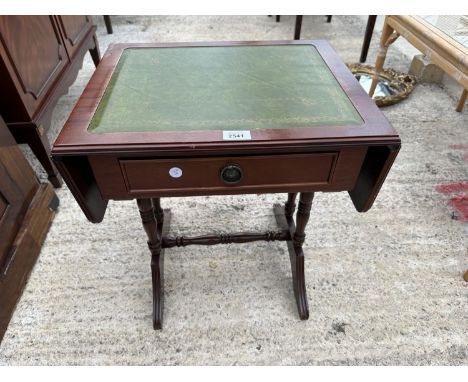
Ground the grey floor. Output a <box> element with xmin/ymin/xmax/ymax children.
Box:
<box><xmin>0</xmin><ymin>15</ymin><xmax>467</xmax><ymax>365</ymax></box>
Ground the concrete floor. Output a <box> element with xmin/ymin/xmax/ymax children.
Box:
<box><xmin>0</xmin><ymin>15</ymin><xmax>466</xmax><ymax>365</ymax></box>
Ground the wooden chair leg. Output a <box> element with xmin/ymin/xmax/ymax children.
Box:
<box><xmin>360</xmin><ymin>15</ymin><xmax>377</xmax><ymax>63</ymax></box>
<box><xmin>456</xmin><ymin>89</ymin><xmax>467</xmax><ymax>112</ymax></box>
<box><xmin>294</xmin><ymin>15</ymin><xmax>303</xmax><ymax>40</ymax></box>
<box><xmin>137</xmin><ymin>198</ymin><xmax>164</xmax><ymax>330</ymax></box>
<box><xmin>103</xmin><ymin>15</ymin><xmax>113</xmax><ymax>34</ymax></box>
<box><xmin>369</xmin><ymin>19</ymin><xmax>399</xmax><ymax>97</ymax></box>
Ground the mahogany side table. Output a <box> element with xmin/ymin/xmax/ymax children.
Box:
<box><xmin>51</xmin><ymin>40</ymin><xmax>400</xmax><ymax>329</ymax></box>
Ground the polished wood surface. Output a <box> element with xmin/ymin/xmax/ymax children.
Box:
<box><xmin>0</xmin><ymin>16</ymin><xmax>100</xmax><ymax>187</ymax></box>
<box><xmin>349</xmin><ymin>145</ymin><xmax>400</xmax><ymax>212</ymax></box>
<box><xmin>51</xmin><ymin>40</ymin><xmax>400</xmax><ymax>329</ymax></box>
<box><xmin>0</xmin><ymin>116</ymin><xmax>58</xmax><ymax>343</ymax></box>
<box><xmin>53</xmin><ymin>155</ymin><xmax>107</xmax><ymax>222</ymax></box>
<box><xmin>52</xmin><ymin>41</ymin><xmax>399</xmax><ymax>225</ymax></box>
<box><xmin>88</xmin><ymin>147</ymin><xmax>366</xmax><ymax>200</ymax></box>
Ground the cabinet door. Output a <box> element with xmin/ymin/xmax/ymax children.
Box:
<box><xmin>0</xmin><ymin>118</ymin><xmax>38</xmax><ymax>271</ymax></box>
<box><xmin>57</xmin><ymin>16</ymin><xmax>94</xmax><ymax>59</ymax></box>
<box><xmin>0</xmin><ymin>115</ymin><xmax>57</xmax><ymax>343</ymax></box>
<box><xmin>0</xmin><ymin>16</ymin><xmax>68</xmax><ymax>118</ymax></box>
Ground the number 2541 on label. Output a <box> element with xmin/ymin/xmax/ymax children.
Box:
<box><xmin>222</xmin><ymin>131</ymin><xmax>252</xmax><ymax>141</ymax></box>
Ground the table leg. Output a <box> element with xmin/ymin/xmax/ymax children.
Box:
<box><xmin>369</xmin><ymin>18</ymin><xmax>400</xmax><ymax>97</ymax></box>
<box><xmin>151</xmin><ymin>197</ymin><xmax>164</xmax><ymax>225</ymax></box>
<box><xmin>137</xmin><ymin>198</ymin><xmax>164</xmax><ymax>329</ymax></box>
<box><xmin>274</xmin><ymin>192</ymin><xmax>314</xmax><ymax>320</ymax></box>
<box><xmin>284</xmin><ymin>192</ymin><xmax>298</xmax><ymax>219</ymax></box>
<box><xmin>291</xmin><ymin>192</ymin><xmax>314</xmax><ymax>319</ymax></box>
<box><xmin>293</xmin><ymin>193</ymin><xmax>314</xmax><ymax>248</ymax></box>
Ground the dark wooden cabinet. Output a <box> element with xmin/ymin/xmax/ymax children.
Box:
<box><xmin>0</xmin><ymin>16</ymin><xmax>100</xmax><ymax>187</ymax></box>
<box><xmin>57</xmin><ymin>16</ymin><xmax>96</xmax><ymax>61</ymax></box>
<box><xmin>0</xmin><ymin>115</ymin><xmax>58</xmax><ymax>343</ymax></box>
<box><xmin>0</xmin><ymin>16</ymin><xmax>68</xmax><ymax>118</ymax></box>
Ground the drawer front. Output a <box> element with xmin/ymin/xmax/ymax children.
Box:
<box><xmin>88</xmin><ymin>148</ymin><xmax>367</xmax><ymax>198</ymax></box>
<box><xmin>120</xmin><ymin>153</ymin><xmax>338</xmax><ymax>193</ymax></box>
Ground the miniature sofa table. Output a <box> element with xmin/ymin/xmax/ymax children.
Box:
<box><xmin>51</xmin><ymin>41</ymin><xmax>400</xmax><ymax>329</ymax></box>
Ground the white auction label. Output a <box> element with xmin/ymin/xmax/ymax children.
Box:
<box><xmin>169</xmin><ymin>167</ymin><xmax>182</xmax><ymax>178</ymax></box>
<box><xmin>222</xmin><ymin>130</ymin><xmax>252</xmax><ymax>141</ymax></box>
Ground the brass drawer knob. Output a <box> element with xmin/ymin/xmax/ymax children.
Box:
<box><xmin>220</xmin><ymin>164</ymin><xmax>243</xmax><ymax>184</ymax></box>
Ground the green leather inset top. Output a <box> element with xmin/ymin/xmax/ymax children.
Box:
<box><xmin>88</xmin><ymin>45</ymin><xmax>363</xmax><ymax>133</ymax></box>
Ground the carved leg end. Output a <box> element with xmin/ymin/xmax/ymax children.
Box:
<box><xmin>294</xmin><ymin>254</ymin><xmax>309</xmax><ymax>320</ymax></box>
<box><xmin>274</xmin><ymin>198</ymin><xmax>312</xmax><ymax>321</ymax></box>
<box><xmin>151</xmin><ymin>256</ymin><xmax>164</xmax><ymax>330</ymax></box>
<box><xmin>137</xmin><ymin>198</ymin><xmax>165</xmax><ymax>330</ymax></box>
<box><xmin>152</xmin><ymin>253</ymin><xmax>164</xmax><ymax>330</ymax></box>
<box><xmin>291</xmin><ymin>193</ymin><xmax>313</xmax><ymax>319</ymax></box>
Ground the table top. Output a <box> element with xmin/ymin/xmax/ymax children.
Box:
<box><xmin>419</xmin><ymin>15</ymin><xmax>468</xmax><ymax>48</ymax></box>
<box><xmin>53</xmin><ymin>41</ymin><xmax>399</xmax><ymax>156</ymax></box>
<box><xmin>389</xmin><ymin>16</ymin><xmax>468</xmax><ymax>59</ymax></box>
<box><xmin>88</xmin><ymin>45</ymin><xmax>363</xmax><ymax>134</ymax></box>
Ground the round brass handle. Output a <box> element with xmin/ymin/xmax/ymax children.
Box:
<box><xmin>220</xmin><ymin>164</ymin><xmax>243</xmax><ymax>185</ymax></box>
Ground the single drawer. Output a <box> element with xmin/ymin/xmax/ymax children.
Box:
<box><xmin>120</xmin><ymin>152</ymin><xmax>338</xmax><ymax>193</ymax></box>
<box><xmin>88</xmin><ymin>147</ymin><xmax>367</xmax><ymax>198</ymax></box>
